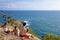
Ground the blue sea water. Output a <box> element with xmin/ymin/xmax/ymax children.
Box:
<box><xmin>0</xmin><ymin>10</ymin><xmax>60</xmax><ymax>37</ymax></box>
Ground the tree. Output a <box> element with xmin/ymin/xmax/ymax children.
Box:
<box><xmin>0</xmin><ymin>10</ymin><xmax>5</xmax><ymax>15</ymax></box>
<box><xmin>8</xmin><ymin>16</ymin><xmax>13</xmax><ymax>21</ymax></box>
<box><xmin>3</xmin><ymin>14</ymin><xmax>7</xmax><ymax>22</ymax></box>
<box><xmin>0</xmin><ymin>10</ymin><xmax>7</xmax><ymax>22</ymax></box>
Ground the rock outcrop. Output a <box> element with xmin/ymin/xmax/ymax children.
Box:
<box><xmin>0</xmin><ymin>26</ymin><xmax>40</xmax><ymax>40</ymax></box>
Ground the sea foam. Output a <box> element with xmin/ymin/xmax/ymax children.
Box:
<box><xmin>24</xmin><ymin>21</ymin><xmax>30</xmax><ymax>26</ymax></box>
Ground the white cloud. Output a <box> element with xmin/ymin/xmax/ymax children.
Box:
<box><xmin>1</xmin><ymin>0</ymin><xmax>60</xmax><ymax>10</ymax></box>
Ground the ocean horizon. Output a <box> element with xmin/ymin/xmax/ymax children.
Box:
<box><xmin>0</xmin><ymin>10</ymin><xmax>60</xmax><ymax>37</ymax></box>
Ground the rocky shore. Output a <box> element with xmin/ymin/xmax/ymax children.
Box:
<box><xmin>0</xmin><ymin>20</ymin><xmax>40</xmax><ymax>40</ymax></box>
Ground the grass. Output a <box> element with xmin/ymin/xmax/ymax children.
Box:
<box><xmin>43</xmin><ymin>34</ymin><xmax>60</xmax><ymax>40</ymax></box>
<box><xmin>29</xmin><ymin>28</ymin><xmax>40</xmax><ymax>39</ymax></box>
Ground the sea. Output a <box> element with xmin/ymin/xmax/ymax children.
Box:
<box><xmin>0</xmin><ymin>10</ymin><xmax>60</xmax><ymax>38</ymax></box>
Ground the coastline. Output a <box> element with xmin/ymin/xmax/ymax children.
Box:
<box><xmin>0</xmin><ymin>21</ymin><xmax>40</xmax><ymax>40</ymax></box>
<box><xmin>0</xmin><ymin>11</ymin><xmax>60</xmax><ymax>40</ymax></box>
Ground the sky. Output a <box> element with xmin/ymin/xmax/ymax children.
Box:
<box><xmin>0</xmin><ymin>0</ymin><xmax>60</xmax><ymax>10</ymax></box>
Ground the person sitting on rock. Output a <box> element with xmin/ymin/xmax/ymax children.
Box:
<box><xmin>20</xmin><ymin>22</ymin><xmax>32</xmax><ymax>39</ymax></box>
<box><xmin>3</xmin><ymin>23</ymin><xmax>10</xmax><ymax>34</ymax></box>
<box><xmin>13</xmin><ymin>26</ymin><xmax>18</xmax><ymax>36</ymax></box>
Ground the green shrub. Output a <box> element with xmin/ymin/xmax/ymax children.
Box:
<box><xmin>42</xmin><ymin>34</ymin><xmax>60</xmax><ymax>40</ymax></box>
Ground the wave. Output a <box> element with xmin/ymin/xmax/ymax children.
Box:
<box><xmin>24</xmin><ymin>21</ymin><xmax>30</xmax><ymax>26</ymax></box>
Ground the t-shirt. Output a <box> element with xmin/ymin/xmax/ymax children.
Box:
<box><xmin>3</xmin><ymin>27</ymin><xmax>8</xmax><ymax>32</ymax></box>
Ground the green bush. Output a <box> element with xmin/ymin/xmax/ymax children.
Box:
<box><xmin>42</xmin><ymin>34</ymin><xmax>60</xmax><ymax>40</ymax></box>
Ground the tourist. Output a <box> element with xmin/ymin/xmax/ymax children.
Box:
<box><xmin>3</xmin><ymin>23</ymin><xmax>10</xmax><ymax>34</ymax></box>
<box><xmin>13</xmin><ymin>26</ymin><xmax>18</xmax><ymax>36</ymax></box>
<box><xmin>20</xmin><ymin>22</ymin><xmax>32</xmax><ymax>39</ymax></box>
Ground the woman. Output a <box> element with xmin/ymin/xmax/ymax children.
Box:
<box><xmin>20</xmin><ymin>22</ymin><xmax>32</xmax><ymax>39</ymax></box>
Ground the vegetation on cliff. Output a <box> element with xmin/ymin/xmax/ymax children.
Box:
<box><xmin>42</xmin><ymin>34</ymin><xmax>60</xmax><ymax>40</ymax></box>
<box><xmin>29</xmin><ymin>28</ymin><xmax>40</xmax><ymax>39</ymax></box>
